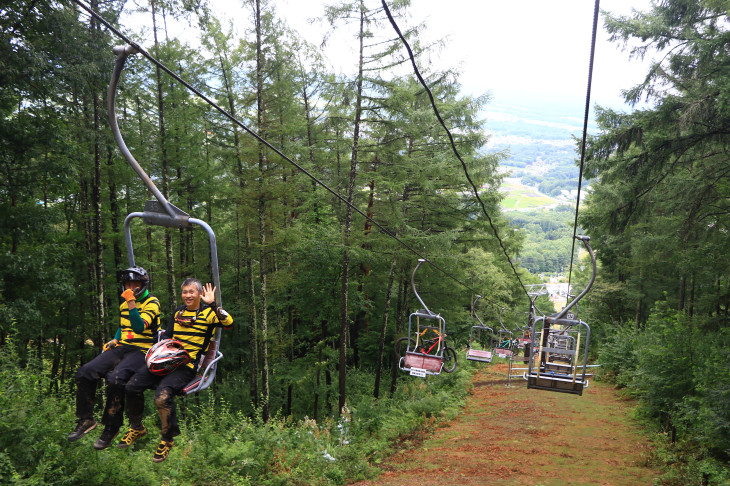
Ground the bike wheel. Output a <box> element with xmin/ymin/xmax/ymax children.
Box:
<box><xmin>442</xmin><ymin>346</ymin><xmax>458</xmax><ymax>373</ymax></box>
<box><xmin>394</xmin><ymin>336</ymin><xmax>415</xmax><ymax>360</ymax></box>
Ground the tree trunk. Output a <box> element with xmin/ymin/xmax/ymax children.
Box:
<box><xmin>254</xmin><ymin>0</ymin><xmax>270</xmax><ymax>421</ymax></box>
<box><xmin>246</xmin><ymin>227</ymin><xmax>259</xmax><ymax>408</ymax></box>
<box><xmin>314</xmin><ymin>344</ymin><xmax>322</xmax><ymax>421</ymax></box>
<box><xmin>151</xmin><ymin>0</ymin><xmax>175</xmax><ymax>310</ymax></box>
<box><xmin>89</xmin><ymin>0</ymin><xmax>105</xmax><ymax>349</ymax></box>
<box><xmin>354</xmin><ymin>155</ymin><xmax>378</xmax><ymax>367</ymax></box>
<box><xmin>374</xmin><ymin>254</ymin><xmax>397</xmax><ymax>398</ymax></box>
<box><xmin>107</xmin><ymin>146</ymin><xmax>122</xmax><ymax>272</ymax></box>
<box><xmin>338</xmin><ymin>1</ymin><xmax>366</xmax><ymax>417</ymax></box>
<box><xmin>678</xmin><ymin>275</ymin><xmax>686</xmax><ymax>312</ymax></box>
<box><xmin>390</xmin><ymin>271</ymin><xmax>407</xmax><ymax>396</ymax></box>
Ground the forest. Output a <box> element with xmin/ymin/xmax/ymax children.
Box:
<box><xmin>508</xmin><ymin>205</ymin><xmax>575</xmax><ymax>274</ymax></box>
<box><xmin>2</xmin><ymin>0</ymin><xmax>730</xmax><ymax>484</ymax></box>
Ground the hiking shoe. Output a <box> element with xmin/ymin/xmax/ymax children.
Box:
<box><xmin>93</xmin><ymin>427</ymin><xmax>119</xmax><ymax>450</ymax></box>
<box><xmin>117</xmin><ymin>426</ymin><xmax>147</xmax><ymax>449</ymax></box>
<box><xmin>152</xmin><ymin>440</ymin><xmax>174</xmax><ymax>463</ymax></box>
<box><xmin>67</xmin><ymin>418</ymin><xmax>97</xmax><ymax>442</ymax></box>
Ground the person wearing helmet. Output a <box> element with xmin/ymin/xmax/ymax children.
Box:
<box><xmin>124</xmin><ymin>278</ymin><xmax>232</xmax><ymax>462</ymax></box>
<box><xmin>67</xmin><ymin>266</ymin><xmax>160</xmax><ymax>450</ymax></box>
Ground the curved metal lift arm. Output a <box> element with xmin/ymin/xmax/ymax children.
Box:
<box><xmin>554</xmin><ymin>235</ymin><xmax>596</xmax><ymax>322</ymax></box>
<box><xmin>109</xmin><ymin>46</ymin><xmax>223</xmax><ymax>395</ymax></box>
<box><xmin>412</xmin><ymin>259</ymin><xmax>437</xmax><ymax>317</ymax></box>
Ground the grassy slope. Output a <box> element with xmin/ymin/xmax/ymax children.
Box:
<box><xmin>351</xmin><ymin>362</ymin><xmax>663</xmax><ymax>486</ymax></box>
<box><xmin>500</xmin><ymin>179</ymin><xmax>558</xmax><ymax>211</ymax></box>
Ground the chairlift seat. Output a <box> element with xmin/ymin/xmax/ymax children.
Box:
<box><xmin>182</xmin><ymin>339</ymin><xmax>222</xmax><ymax>395</ymax></box>
<box><xmin>525</xmin><ymin>372</ymin><xmax>587</xmax><ymax>396</ymax></box>
<box><xmin>466</xmin><ymin>349</ymin><xmax>492</xmax><ymax>362</ymax></box>
<box><xmin>496</xmin><ymin>348</ymin><xmax>514</xmax><ymax>358</ymax></box>
<box><xmin>403</xmin><ymin>351</ymin><xmax>443</xmax><ymax>373</ymax></box>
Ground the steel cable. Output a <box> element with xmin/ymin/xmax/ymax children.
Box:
<box><xmin>71</xmin><ymin>0</ymin><xmax>508</xmax><ymax>308</ymax></box>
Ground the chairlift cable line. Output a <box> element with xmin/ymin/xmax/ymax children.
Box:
<box><xmin>379</xmin><ymin>0</ymin><xmax>530</xmax><ymax>304</ymax></box>
<box><xmin>566</xmin><ymin>0</ymin><xmax>600</xmax><ymax>306</ymax></box>
<box><xmin>70</xmin><ymin>0</ymin><xmax>501</xmax><ymax>306</ymax></box>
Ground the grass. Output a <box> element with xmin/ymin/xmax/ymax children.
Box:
<box><xmin>500</xmin><ymin>181</ymin><xmax>558</xmax><ymax>210</ymax></box>
<box><xmin>351</xmin><ymin>363</ymin><xmax>665</xmax><ymax>486</ymax></box>
<box><xmin>0</xmin><ymin>347</ymin><xmax>477</xmax><ymax>486</ymax></box>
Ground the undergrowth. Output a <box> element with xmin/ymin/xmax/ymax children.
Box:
<box><xmin>596</xmin><ymin>305</ymin><xmax>730</xmax><ymax>486</ymax></box>
<box><xmin>0</xmin><ymin>343</ymin><xmax>474</xmax><ymax>486</ymax></box>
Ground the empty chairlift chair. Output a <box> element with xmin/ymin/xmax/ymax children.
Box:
<box><xmin>465</xmin><ymin>295</ymin><xmax>494</xmax><ymax>363</ymax></box>
<box><xmin>524</xmin><ymin>235</ymin><xmax>596</xmax><ymax>396</ymax></box>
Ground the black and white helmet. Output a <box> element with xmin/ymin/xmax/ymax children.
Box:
<box><xmin>117</xmin><ymin>266</ymin><xmax>150</xmax><ymax>297</ymax></box>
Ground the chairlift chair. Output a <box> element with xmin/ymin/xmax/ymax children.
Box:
<box><xmin>494</xmin><ymin>328</ymin><xmax>514</xmax><ymax>358</ymax></box>
<box><xmin>396</xmin><ymin>260</ymin><xmax>457</xmax><ymax>377</ymax></box>
<box><xmin>494</xmin><ymin>308</ymin><xmax>515</xmax><ymax>358</ymax></box>
<box><xmin>109</xmin><ymin>45</ymin><xmax>223</xmax><ymax>396</ymax></box>
<box><xmin>509</xmin><ymin>311</ymin><xmax>529</xmax><ymax>350</ymax></box>
<box><xmin>524</xmin><ymin>235</ymin><xmax>596</xmax><ymax>396</ymax></box>
<box><xmin>465</xmin><ymin>295</ymin><xmax>494</xmax><ymax>363</ymax></box>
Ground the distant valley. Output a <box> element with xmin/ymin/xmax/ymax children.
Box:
<box><xmin>483</xmin><ymin>100</ymin><xmax>592</xmax><ymax>275</ymax></box>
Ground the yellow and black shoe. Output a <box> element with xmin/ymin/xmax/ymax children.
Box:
<box><xmin>152</xmin><ymin>440</ymin><xmax>174</xmax><ymax>463</ymax></box>
<box><xmin>117</xmin><ymin>426</ymin><xmax>147</xmax><ymax>449</ymax></box>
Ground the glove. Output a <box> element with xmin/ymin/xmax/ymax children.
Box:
<box><xmin>121</xmin><ymin>289</ymin><xmax>136</xmax><ymax>302</ymax></box>
<box><xmin>215</xmin><ymin>307</ymin><xmax>229</xmax><ymax>322</ymax></box>
<box><xmin>103</xmin><ymin>339</ymin><xmax>118</xmax><ymax>352</ymax></box>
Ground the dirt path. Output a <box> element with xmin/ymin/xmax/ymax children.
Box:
<box><xmin>353</xmin><ymin>363</ymin><xmax>662</xmax><ymax>486</ymax></box>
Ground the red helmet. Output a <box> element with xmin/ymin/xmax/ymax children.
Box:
<box><xmin>145</xmin><ymin>339</ymin><xmax>191</xmax><ymax>376</ymax></box>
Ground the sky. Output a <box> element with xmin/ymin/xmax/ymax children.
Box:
<box><xmin>270</xmin><ymin>0</ymin><xmax>656</xmax><ymax>112</ymax></box>
<box><xmin>124</xmin><ymin>0</ymin><xmax>657</xmax><ymax>117</ymax></box>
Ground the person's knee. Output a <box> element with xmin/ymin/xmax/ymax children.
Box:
<box><xmin>106</xmin><ymin>370</ymin><xmax>126</xmax><ymax>387</ymax></box>
<box><xmin>76</xmin><ymin>363</ymin><xmax>96</xmax><ymax>382</ymax></box>
<box><xmin>125</xmin><ymin>380</ymin><xmax>144</xmax><ymax>395</ymax></box>
<box><xmin>154</xmin><ymin>388</ymin><xmax>173</xmax><ymax>409</ymax></box>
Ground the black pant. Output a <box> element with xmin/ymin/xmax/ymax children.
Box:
<box><xmin>126</xmin><ymin>366</ymin><xmax>195</xmax><ymax>441</ymax></box>
<box><xmin>75</xmin><ymin>344</ymin><xmax>146</xmax><ymax>431</ymax></box>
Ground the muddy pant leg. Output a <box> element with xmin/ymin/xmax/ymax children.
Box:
<box><xmin>75</xmin><ymin>347</ymin><xmax>125</xmax><ymax>421</ymax></box>
<box><xmin>155</xmin><ymin>387</ymin><xmax>179</xmax><ymax>442</ymax></box>
<box><xmin>101</xmin><ymin>383</ymin><xmax>125</xmax><ymax>431</ymax></box>
<box><xmin>155</xmin><ymin>367</ymin><xmax>195</xmax><ymax>441</ymax></box>
<box><xmin>103</xmin><ymin>348</ymin><xmax>146</xmax><ymax>431</ymax></box>
<box><xmin>125</xmin><ymin>366</ymin><xmax>160</xmax><ymax>429</ymax></box>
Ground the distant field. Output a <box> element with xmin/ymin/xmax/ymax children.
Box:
<box><xmin>501</xmin><ymin>179</ymin><xmax>558</xmax><ymax>210</ymax></box>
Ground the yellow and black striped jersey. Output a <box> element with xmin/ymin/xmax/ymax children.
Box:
<box><xmin>118</xmin><ymin>295</ymin><xmax>161</xmax><ymax>351</ymax></box>
<box><xmin>163</xmin><ymin>305</ymin><xmax>233</xmax><ymax>369</ymax></box>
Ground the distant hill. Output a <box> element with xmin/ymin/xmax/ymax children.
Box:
<box><xmin>485</xmin><ymin>100</ymin><xmax>592</xmax><ymax>204</ymax></box>
<box><xmin>485</xmin><ymin>100</ymin><xmax>589</xmax><ymax>274</ymax></box>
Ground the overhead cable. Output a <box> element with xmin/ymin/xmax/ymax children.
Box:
<box><xmin>71</xmin><ymin>0</ymin><xmax>504</xmax><ymax>307</ymax></box>
<box><xmin>567</xmin><ymin>0</ymin><xmax>600</xmax><ymax>304</ymax></box>
<box><xmin>380</xmin><ymin>0</ymin><xmax>530</xmax><ymax>303</ymax></box>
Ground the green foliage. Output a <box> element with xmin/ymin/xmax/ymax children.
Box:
<box><xmin>0</xmin><ymin>338</ymin><xmax>474</xmax><ymax>485</ymax></box>
<box><xmin>508</xmin><ymin>206</ymin><xmax>575</xmax><ymax>274</ymax></box>
<box><xmin>596</xmin><ymin>300</ymin><xmax>730</xmax><ymax>484</ymax></box>
<box><xmin>579</xmin><ymin>1</ymin><xmax>730</xmax><ymax>480</ymax></box>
